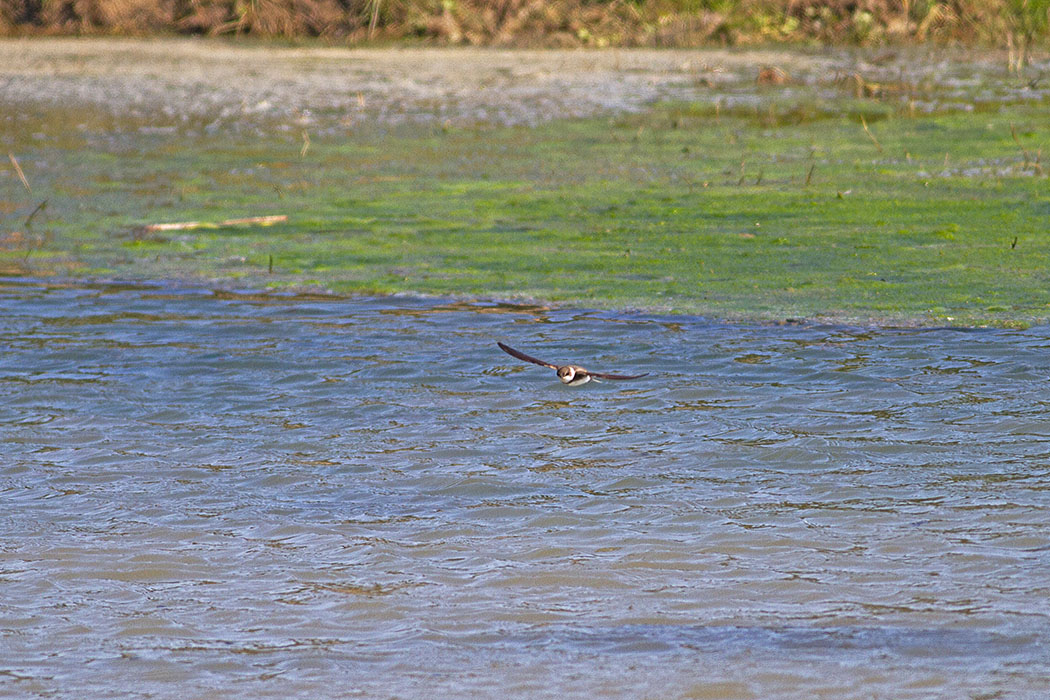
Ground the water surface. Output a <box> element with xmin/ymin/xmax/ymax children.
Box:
<box><xmin>2</xmin><ymin>281</ymin><xmax>1048</xmax><ymax>698</ymax></box>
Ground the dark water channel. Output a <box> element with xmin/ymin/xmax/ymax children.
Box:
<box><xmin>2</xmin><ymin>281</ymin><xmax>1048</xmax><ymax>698</ymax></box>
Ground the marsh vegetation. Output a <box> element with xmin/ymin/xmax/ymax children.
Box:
<box><xmin>1</xmin><ymin>40</ymin><xmax>1049</xmax><ymax>325</ymax></box>
<box><xmin>3</xmin><ymin>0</ymin><xmax>1050</xmax><ymax>61</ymax></box>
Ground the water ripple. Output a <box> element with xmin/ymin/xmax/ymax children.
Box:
<box><xmin>2</xmin><ymin>280</ymin><xmax>1049</xmax><ymax>699</ymax></box>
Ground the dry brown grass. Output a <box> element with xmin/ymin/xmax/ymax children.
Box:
<box><xmin>0</xmin><ymin>0</ymin><xmax>1047</xmax><ymax>56</ymax></box>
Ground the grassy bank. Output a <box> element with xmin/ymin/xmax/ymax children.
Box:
<box><xmin>2</xmin><ymin>0</ymin><xmax>1049</xmax><ymax>60</ymax></box>
<box><xmin>2</xmin><ymin>45</ymin><xmax>1049</xmax><ymax>326</ymax></box>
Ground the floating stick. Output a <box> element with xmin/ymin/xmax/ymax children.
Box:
<box><xmin>143</xmin><ymin>215</ymin><xmax>288</xmax><ymax>232</ymax></box>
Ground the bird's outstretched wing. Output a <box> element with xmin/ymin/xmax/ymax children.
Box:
<box><xmin>589</xmin><ymin>371</ymin><xmax>649</xmax><ymax>381</ymax></box>
<box><xmin>497</xmin><ymin>342</ymin><xmax>559</xmax><ymax>370</ymax></box>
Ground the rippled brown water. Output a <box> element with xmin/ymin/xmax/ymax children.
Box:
<box><xmin>2</xmin><ymin>280</ymin><xmax>1049</xmax><ymax>698</ymax></box>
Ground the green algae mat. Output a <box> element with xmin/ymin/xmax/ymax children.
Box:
<box><xmin>2</xmin><ymin>44</ymin><xmax>1049</xmax><ymax>326</ymax></box>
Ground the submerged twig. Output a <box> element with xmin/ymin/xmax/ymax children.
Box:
<box><xmin>24</xmin><ymin>199</ymin><xmax>47</xmax><ymax>229</ymax></box>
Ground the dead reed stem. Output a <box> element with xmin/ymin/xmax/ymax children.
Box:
<box><xmin>860</xmin><ymin>116</ymin><xmax>883</xmax><ymax>153</ymax></box>
<box><xmin>1010</xmin><ymin>123</ymin><xmax>1042</xmax><ymax>173</ymax></box>
<box><xmin>8</xmin><ymin>153</ymin><xmax>31</xmax><ymax>193</ymax></box>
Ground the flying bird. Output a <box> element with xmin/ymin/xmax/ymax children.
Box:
<box><xmin>497</xmin><ymin>341</ymin><xmax>648</xmax><ymax>386</ymax></box>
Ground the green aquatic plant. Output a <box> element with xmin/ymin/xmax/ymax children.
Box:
<box><xmin>2</xmin><ymin>71</ymin><xmax>1049</xmax><ymax>326</ymax></box>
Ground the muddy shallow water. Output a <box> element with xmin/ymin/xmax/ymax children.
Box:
<box><xmin>2</xmin><ymin>280</ymin><xmax>1049</xmax><ymax>698</ymax></box>
<box><xmin>3</xmin><ymin>38</ymin><xmax>1047</xmax><ymax>132</ymax></box>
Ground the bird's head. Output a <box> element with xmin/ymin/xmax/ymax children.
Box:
<box><xmin>557</xmin><ymin>366</ymin><xmax>576</xmax><ymax>383</ymax></box>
